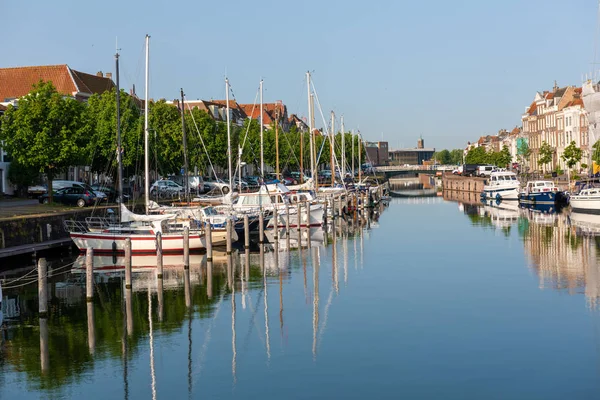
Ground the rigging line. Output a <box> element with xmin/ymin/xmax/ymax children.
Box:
<box><xmin>233</xmin><ymin>89</ymin><xmax>260</xmax><ymax>180</ymax></box>
<box><xmin>184</xmin><ymin>98</ymin><xmax>219</xmax><ymax>181</ymax></box>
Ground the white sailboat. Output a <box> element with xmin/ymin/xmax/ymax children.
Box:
<box><xmin>65</xmin><ymin>35</ymin><xmax>206</xmax><ymax>254</ymax></box>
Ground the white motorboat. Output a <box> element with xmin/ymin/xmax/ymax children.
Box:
<box><xmin>481</xmin><ymin>171</ymin><xmax>520</xmax><ymax>200</ymax></box>
<box><xmin>569</xmin><ymin>188</ymin><xmax>600</xmax><ymax>214</ymax></box>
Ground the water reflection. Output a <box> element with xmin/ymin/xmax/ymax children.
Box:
<box><xmin>456</xmin><ymin>199</ymin><xmax>600</xmax><ymax>308</ymax></box>
<box><xmin>0</xmin><ymin>205</ymin><xmax>380</xmax><ymax>398</ymax></box>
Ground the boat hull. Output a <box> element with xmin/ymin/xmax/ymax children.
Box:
<box><xmin>70</xmin><ymin>232</ymin><xmax>205</xmax><ymax>254</ymax></box>
<box><xmin>481</xmin><ymin>187</ymin><xmax>519</xmax><ymax>200</ymax></box>
<box><xmin>518</xmin><ymin>191</ymin><xmax>569</xmax><ymax>206</ymax></box>
<box><xmin>570</xmin><ymin>197</ymin><xmax>600</xmax><ymax>214</ymax></box>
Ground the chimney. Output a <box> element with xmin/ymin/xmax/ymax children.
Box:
<box><xmin>96</xmin><ymin>71</ymin><xmax>103</xmax><ymax>77</ymax></box>
<box><xmin>105</xmin><ymin>72</ymin><xmax>112</xmax><ymax>80</ymax></box>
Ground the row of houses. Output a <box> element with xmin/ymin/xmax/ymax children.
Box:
<box><xmin>466</xmin><ymin>81</ymin><xmax>591</xmax><ymax>172</ymax></box>
<box><xmin>0</xmin><ymin>64</ymin><xmax>309</xmax><ymax>195</ymax></box>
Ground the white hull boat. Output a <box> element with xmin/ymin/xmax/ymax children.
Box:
<box><xmin>481</xmin><ymin>171</ymin><xmax>520</xmax><ymax>200</ymax></box>
<box><xmin>569</xmin><ymin>188</ymin><xmax>600</xmax><ymax>214</ymax></box>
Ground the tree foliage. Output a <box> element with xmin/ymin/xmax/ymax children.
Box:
<box><xmin>0</xmin><ymin>81</ymin><xmax>84</xmax><ymax>199</ymax></box>
<box><xmin>537</xmin><ymin>141</ymin><xmax>554</xmax><ymax>170</ymax></box>
<box><xmin>562</xmin><ymin>140</ymin><xmax>583</xmax><ymax>169</ymax></box>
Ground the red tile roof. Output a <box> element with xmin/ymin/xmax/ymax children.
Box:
<box><xmin>527</xmin><ymin>101</ymin><xmax>536</xmax><ymax>115</ymax></box>
<box><xmin>0</xmin><ymin>64</ymin><xmax>114</xmax><ymax>102</ymax></box>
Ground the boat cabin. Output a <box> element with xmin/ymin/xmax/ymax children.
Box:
<box><xmin>488</xmin><ymin>171</ymin><xmax>519</xmax><ymax>186</ymax></box>
<box><xmin>525</xmin><ymin>181</ymin><xmax>558</xmax><ymax>194</ymax></box>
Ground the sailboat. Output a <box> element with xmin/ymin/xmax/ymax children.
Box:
<box><xmin>65</xmin><ymin>36</ymin><xmax>206</xmax><ymax>254</ymax></box>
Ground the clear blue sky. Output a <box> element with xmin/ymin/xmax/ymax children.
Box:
<box><xmin>2</xmin><ymin>0</ymin><xmax>598</xmax><ymax>149</ymax></box>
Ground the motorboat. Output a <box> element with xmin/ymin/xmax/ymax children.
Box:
<box><xmin>481</xmin><ymin>171</ymin><xmax>520</xmax><ymax>200</ymax></box>
<box><xmin>569</xmin><ymin>187</ymin><xmax>600</xmax><ymax>214</ymax></box>
<box><xmin>568</xmin><ymin>211</ymin><xmax>600</xmax><ymax>236</ymax></box>
<box><xmin>518</xmin><ymin>180</ymin><xmax>569</xmax><ymax>207</ymax></box>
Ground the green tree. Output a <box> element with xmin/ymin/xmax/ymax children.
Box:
<box><xmin>465</xmin><ymin>146</ymin><xmax>488</xmax><ymax>164</ymax></box>
<box><xmin>0</xmin><ymin>81</ymin><xmax>84</xmax><ymax>201</ymax></box>
<box><xmin>449</xmin><ymin>149</ymin><xmax>464</xmax><ymax>165</ymax></box>
<box><xmin>433</xmin><ymin>149</ymin><xmax>451</xmax><ymax>164</ymax></box>
<box><xmin>537</xmin><ymin>141</ymin><xmax>554</xmax><ymax>172</ymax></box>
<box><xmin>78</xmin><ymin>89</ymin><xmax>142</xmax><ymax>179</ymax></box>
<box><xmin>7</xmin><ymin>160</ymin><xmax>41</xmax><ymax>196</ymax></box>
<box><xmin>562</xmin><ymin>140</ymin><xmax>583</xmax><ymax>182</ymax></box>
<box><xmin>517</xmin><ymin>139</ymin><xmax>531</xmax><ymax>170</ymax></box>
<box><xmin>496</xmin><ymin>145</ymin><xmax>512</xmax><ymax>168</ymax></box>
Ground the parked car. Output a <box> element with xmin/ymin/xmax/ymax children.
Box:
<box><xmin>150</xmin><ymin>179</ymin><xmax>184</xmax><ymax>198</ymax></box>
<box><xmin>204</xmin><ymin>178</ymin><xmax>231</xmax><ymax>194</ymax></box>
<box><xmin>91</xmin><ymin>184</ymin><xmax>130</xmax><ymax>203</ymax></box>
<box><xmin>169</xmin><ymin>175</ymin><xmax>205</xmax><ymax>193</ymax></box>
<box><xmin>244</xmin><ymin>176</ymin><xmax>260</xmax><ymax>187</ymax></box>
<box><xmin>477</xmin><ymin>165</ymin><xmax>496</xmax><ymax>177</ymax></box>
<box><xmin>289</xmin><ymin>171</ymin><xmax>309</xmax><ymax>182</ymax></box>
<box><xmin>27</xmin><ymin>184</ymin><xmax>47</xmax><ymax>198</ymax></box>
<box><xmin>39</xmin><ymin>186</ymin><xmax>97</xmax><ymax>207</ymax></box>
<box><xmin>53</xmin><ymin>180</ymin><xmax>108</xmax><ymax>201</ymax></box>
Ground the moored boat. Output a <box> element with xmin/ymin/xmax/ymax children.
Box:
<box><xmin>569</xmin><ymin>188</ymin><xmax>600</xmax><ymax>214</ymax></box>
<box><xmin>481</xmin><ymin>171</ymin><xmax>520</xmax><ymax>200</ymax></box>
<box><xmin>518</xmin><ymin>180</ymin><xmax>569</xmax><ymax>207</ymax></box>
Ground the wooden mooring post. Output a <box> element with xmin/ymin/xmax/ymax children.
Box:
<box><xmin>244</xmin><ymin>214</ymin><xmax>250</xmax><ymax>249</ymax></box>
<box><xmin>285</xmin><ymin>204</ymin><xmax>290</xmax><ymax>235</ymax></box>
<box><xmin>86</xmin><ymin>248</ymin><xmax>94</xmax><ymax>302</ymax></box>
<box><xmin>206</xmin><ymin>222</ymin><xmax>213</xmax><ymax>262</ymax></box>
<box><xmin>183</xmin><ymin>226</ymin><xmax>190</xmax><ymax>270</ymax></box>
<box><xmin>226</xmin><ymin>219</ymin><xmax>232</xmax><ymax>255</ymax></box>
<box><xmin>38</xmin><ymin>257</ymin><xmax>48</xmax><ymax>318</ymax></box>
<box><xmin>124</xmin><ymin>238</ymin><xmax>132</xmax><ymax>290</ymax></box>
<box><xmin>273</xmin><ymin>208</ymin><xmax>279</xmax><ymax>240</ymax></box>
<box><xmin>156</xmin><ymin>232</ymin><xmax>163</xmax><ymax>279</ymax></box>
<box><xmin>259</xmin><ymin>208</ymin><xmax>265</xmax><ymax>244</ymax></box>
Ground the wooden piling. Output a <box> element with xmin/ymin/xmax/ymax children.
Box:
<box><xmin>87</xmin><ymin>302</ymin><xmax>95</xmax><ymax>355</ymax></box>
<box><xmin>305</xmin><ymin>201</ymin><xmax>311</xmax><ymax>248</ymax></box>
<box><xmin>285</xmin><ymin>204</ymin><xmax>290</xmax><ymax>235</ymax></box>
<box><xmin>184</xmin><ymin>267</ymin><xmax>191</xmax><ymax>308</ymax></box>
<box><xmin>332</xmin><ymin>196</ymin><xmax>336</xmax><ymax>219</ymax></box>
<box><xmin>273</xmin><ymin>208</ymin><xmax>279</xmax><ymax>240</ymax></box>
<box><xmin>157</xmin><ymin>276</ymin><xmax>164</xmax><ymax>322</ymax></box>
<box><xmin>338</xmin><ymin>195</ymin><xmax>343</xmax><ymax>217</ymax></box>
<box><xmin>39</xmin><ymin>317</ymin><xmax>49</xmax><ymax>373</ymax></box>
<box><xmin>86</xmin><ymin>248</ymin><xmax>94</xmax><ymax>302</ymax></box>
<box><xmin>259</xmin><ymin>209</ymin><xmax>265</xmax><ymax>244</ymax></box>
<box><xmin>323</xmin><ymin>199</ymin><xmax>328</xmax><ymax>225</ymax></box>
<box><xmin>156</xmin><ymin>232</ymin><xmax>163</xmax><ymax>279</ymax></box>
<box><xmin>244</xmin><ymin>214</ymin><xmax>250</xmax><ymax>249</ymax></box>
<box><xmin>183</xmin><ymin>226</ymin><xmax>190</xmax><ymax>270</ymax></box>
<box><xmin>296</xmin><ymin>203</ymin><xmax>301</xmax><ymax>230</ymax></box>
<box><xmin>206</xmin><ymin>222</ymin><xmax>213</xmax><ymax>262</ymax></box>
<box><xmin>226</xmin><ymin>219</ymin><xmax>232</xmax><ymax>255</ymax></box>
<box><xmin>38</xmin><ymin>258</ymin><xmax>48</xmax><ymax>317</ymax></box>
<box><xmin>124</xmin><ymin>238</ymin><xmax>132</xmax><ymax>290</ymax></box>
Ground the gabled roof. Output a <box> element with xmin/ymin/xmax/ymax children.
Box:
<box><xmin>0</xmin><ymin>64</ymin><xmax>114</xmax><ymax>102</ymax></box>
<box><xmin>527</xmin><ymin>101</ymin><xmax>536</xmax><ymax>116</ymax></box>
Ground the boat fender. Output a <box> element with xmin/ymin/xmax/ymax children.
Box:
<box><xmin>495</xmin><ymin>193</ymin><xmax>502</xmax><ymax>202</ymax></box>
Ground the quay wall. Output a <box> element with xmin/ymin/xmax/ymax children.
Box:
<box><xmin>0</xmin><ymin>208</ymin><xmax>101</xmax><ymax>249</ymax></box>
<box><xmin>442</xmin><ymin>174</ymin><xmax>486</xmax><ymax>193</ymax></box>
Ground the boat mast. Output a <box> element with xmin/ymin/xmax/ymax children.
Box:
<box><xmin>306</xmin><ymin>71</ymin><xmax>314</xmax><ymax>187</ymax></box>
<box><xmin>144</xmin><ymin>34</ymin><xmax>150</xmax><ymax>215</ymax></box>
<box><xmin>260</xmin><ymin>79</ymin><xmax>264</xmax><ymax>180</ymax></box>
<box><xmin>358</xmin><ymin>130</ymin><xmax>362</xmax><ymax>184</ymax></box>
<box><xmin>341</xmin><ymin>116</ymin><xmax>345</xmax><ymax>177</ymax></box>
<box><xmin>226</xmin><ymin>78</ymin><xmax>233</xmax><ymax>194</ymax></box>
<box><xmin>115</xmin><ymin>50</ymin><xmax>123</xmax><ymax>205</ymax></box>
<box><xmin>311</xmin><ymin>93</ymin><xmax>317</xmax><ymax>190</ymax></box>
<box><xmin>300</xmin><ymin>127</ymin><xmax>304</xmax><ymax>184</ymax></box>
<box><xmin>330</xmin><ymin>110</ymin><xmax>335</xmax><ymax>187</ymax></box>
<box><xmin>181</xmin><ymin>88</ymin><xmax>189</xmax><ymax>201</ymax></box>
<box><xmin>351</xmin><ymin>129</ymin><xmax>355</xmax><ymax>177</ymax></box>
<box><xmin>275</xmin><ymin>106</ymin><xmax>280</xmax><ymax>180</ymax></box>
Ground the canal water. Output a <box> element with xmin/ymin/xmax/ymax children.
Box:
<box><xmin>2</xmin><ymin>197</ymin><xmax>600</xmax><ymax>399</ymax></box>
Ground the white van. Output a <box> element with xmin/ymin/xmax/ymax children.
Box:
<box><xmin>477</xmin><ymin>165</ymin><xmax>496</xmax><ymax>177</ymax></box>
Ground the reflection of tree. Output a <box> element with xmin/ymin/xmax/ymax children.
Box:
<box><xmin>1</xmin><ymin>265</ymin><xmax>236</xmax><ymax>392</ymax></box>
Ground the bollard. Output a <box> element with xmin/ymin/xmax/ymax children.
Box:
<box><xmin>244</xmin><ymin>214</ymin><xmax>250</xmax><ymax>249</ymax></box>
<box><xmin>125</xmin><ymin>238</ymin><xmax>132</xmax><ymax>290</ymax></box>
<box><xmin>183</xmin><ymin>226</ymin><xmax>190</xmax><ymax>270</ymax></box>
<box><xmin>156</xmin><ymin>232</ymin><xmax>163</xmax><ymax>279</ymax></box>
<box><xmin>86</xmin><ymin>248</ymin><xmax>94</xmax><ymax>302</ymax></box>
<box><xmin>273</xmin><ymin>208</ymin><xmax>279</xmax><ymax>240</ymax></box>
<box><xmin>38</xmin><ymin>258</ymin><xmax>48</xmax><ymax>318</ymax></box>
<box><xmin>285</xmin><ymin>204</ymin><xmax>290</xmax><ymax>236</ymax></box>
<box><xmin>226</xmin><ymin>219</ymin><xmax>232</xmax><ymax>255</ymax></box>
<box><xmin>259</xmin><ymin>209</ymin><xmax>265</xmax><ymax>244</ymax></box>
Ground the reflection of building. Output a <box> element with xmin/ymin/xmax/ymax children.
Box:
<box><xmin>522</xmin><ymin>212</ymin><xmax>600</xmax><ymax>307</ymax></box>
<box><xmin>388</xmin><ymin>139</ymin><xmax>434</xmax><ymax>166</ymax></box>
